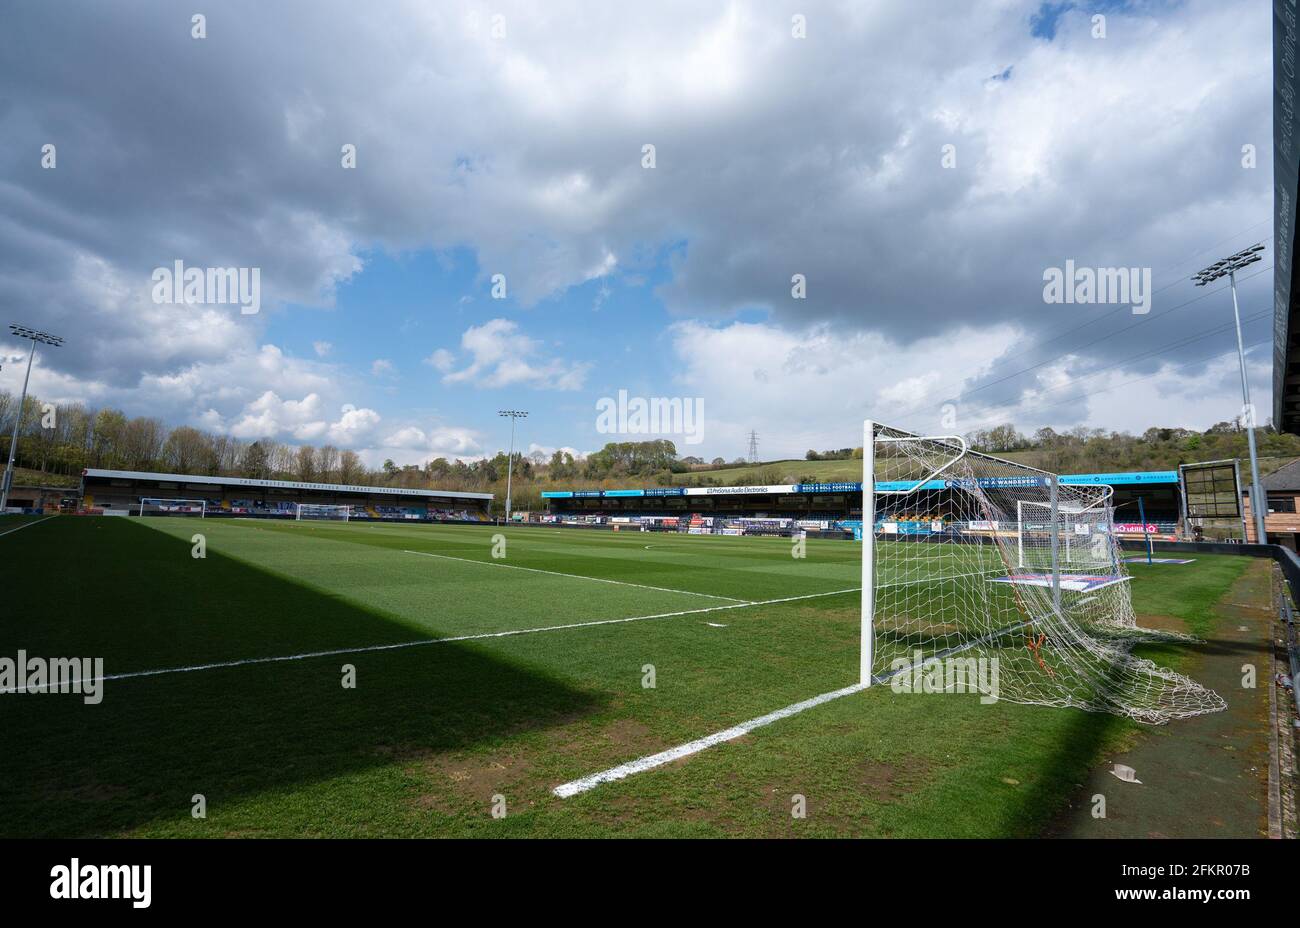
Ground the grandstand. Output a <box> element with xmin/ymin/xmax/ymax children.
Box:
<box><xmin>79</xmin><ymin>468</ymin><xmax>493</xmax><ymax>523</ymax></box>
<box><xmin>540</xmin><ymin>470</ymin><xmax>1188</xmax><ymax>539</ymax></box>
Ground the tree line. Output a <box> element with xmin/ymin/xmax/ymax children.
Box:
<box><xmin>0</xmin><ymin>390</ymin><xmax>706</xmax><ymax>508</ymax></box>
<box><xmin>965</xmin><ymin>421</ymin><xmax>1300</xmax><ymax>474</ymax></box>
<box><xmin>7</xmin><ymin>384</ymin><xmax>1300</xmax><ymax>505</ymax></box>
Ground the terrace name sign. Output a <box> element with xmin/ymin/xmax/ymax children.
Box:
<box><xmin>683</xmin><ymin>485</ymin><xmax>797</xmax><ymax>496</ymax></box>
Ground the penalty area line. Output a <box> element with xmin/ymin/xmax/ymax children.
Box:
<box><xmin>402</xmin><ymin>548</ymin><xmax>751</xmax><ymax>603</ymax></box>
<box><xmin>25</xmin><ymin>586</ymin><xmax>861</xmax><ymax>691</ymax></box>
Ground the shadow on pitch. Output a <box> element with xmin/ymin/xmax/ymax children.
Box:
<box><xmin>0</xmin><ymin>519</ymin><xmax>600</xmax><ymax>837</ymax></box>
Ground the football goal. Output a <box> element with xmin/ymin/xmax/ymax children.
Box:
<box><xmin>296</xmin><ymin>503</ymin><xmax>351</xmax><ymax>522</ymax></box>
<box><xmin>1014</xmin><ymin>492</ymin><xmax>1116</xmax><ymax>571</ymax></box>
<box><xmin>861</xmin><ymin>420</ymin><xmax>1223</xmax><ymax>724</ymax></box>
<box><xmin>139</xmin><ymin>497</ymin><xmax>206</xmax><ymax>517</ymax></box>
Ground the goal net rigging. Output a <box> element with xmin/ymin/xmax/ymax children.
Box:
<box><xmin>862</xmin><ymin>420</ymin><xmax>1224</xmax><ymax>724</ymax></box>
<box><xmin>296</xmin><ymin>503</ymin><xmax>351</xmax><ymax>522</ymax></box>
<box><xmin>139</xmin><ymin>497</ymin><xmax>206</xmax><ymax>517</ymax></box>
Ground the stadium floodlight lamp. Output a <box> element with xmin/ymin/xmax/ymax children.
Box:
<box><xmin>1188</xmin><ymin>244</ymin><xmax>1267</xmax><ymax>543</ymax></box>
<box><xmin>8</xmin><ymin>324</ymin><xmax>63</xmax><ymax>347</ymax></box>
<box><xmin>497</xmin><ymin>410</ymin><xmax>529</xmax><ymax>524</ymax></box>
<box><xmin>1</xmin><ymin>323</ymin><xmax>65</xmax><ymax>512</ymax></box>
<box><xmin>1192</xmin><ymin>245</ymin><xmax>1264</xmax><ymax>286</ymax></box>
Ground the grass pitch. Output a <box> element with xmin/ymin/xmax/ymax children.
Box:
<box><xmin>0</xmin><ymin>516</ymin><xmax>1249</xmax><ymax>837</ymax></box>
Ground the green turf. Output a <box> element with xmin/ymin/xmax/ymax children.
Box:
<box><xmin>0</xmin><ymin>516</ymin><xmax>1249</xmax><ymax>837</ymax></box>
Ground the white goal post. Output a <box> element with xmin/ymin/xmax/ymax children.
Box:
<box><xmin>296</xmin><ymin>503</ymin><xmax>351</xmax><ymax>522</ymax></box>
<box><xmin>139</xmin><ymin>497</ymin><xmax>207</xmax><ymax>517</ymax></box>
<box><xmin>861</xmin><ymin>419</ymin><xmax>1223</xmax><ymax>724</ymax></box>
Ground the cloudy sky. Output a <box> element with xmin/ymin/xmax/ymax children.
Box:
<box><xmin>0</xmin><ymin>0</ymin><xmax>1272</xmax><ymax>465</ymax></box>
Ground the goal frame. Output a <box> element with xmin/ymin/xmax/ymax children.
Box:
<box><xmin>860</xmin><ymin>420</ymin><xmax>1226</xmax><ymax>723</ymax></box>
<box><xmin>861</xmin><ymin>422</ymin><xmax>974</xmax><ymax>686</ymax></box>
<box><xmin>139</xmin><ymin>497</ymin><xmax>207</xmax><ymax>518</ymax></box>
<box><xmin>1014</xmin><ymin>486</ymin><xmax>1115</xmax><ymax>569</ymax></box>
<box><xmin>862</xmin><ymin>421</ymin><xmax>1071</xmax><ymax>686</ymax></box>
<box><xmin>295</xmin><ymin>502</ymin><xmax>351</xmax><ymax>522</ymax></box>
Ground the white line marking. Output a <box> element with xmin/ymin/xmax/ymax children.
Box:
<box><xmin>18</xmin><ymin>586</ymin><xmax>860</xmax><ymax>691</ymax></box>
<box><xmin>553</xmin><ymin>682</ymin><xmax>869</xmax><ymax>797</ymax></box>
<box><xmin>0</xmin><ymin>516</ymin><xmax>55</xmax><ymax>539</ymax></box>
<box><xmin>402</xmin><ymin>548</ymin><xmax>750</xmax><ymax>603</ymax></box>
<box><xmin>553</xmin><ymin>616</ymin><xmax>1034</xmax><ymax>798</ymax></box>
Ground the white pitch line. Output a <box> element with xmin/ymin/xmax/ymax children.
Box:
<box><xmin>553</xmin><ymin>615</ymin><xmax>1036</xmax><ymax>798</ymax></box>
<box><xmin>402</xmin><ymin>548</ymin><xmax>751</xmax><ymax>603</ymax></box>
<box><xmin>0</xmin><ymin>516</ymin><xmax>54</xmax><ymax>539</ymax></box>
<box><xmin>553</xmin><ymin>682</ymin><xmax>869</xmax><ymax>798</ymax></box>
<box><xmin>23</xmin><ymin>586</ymin><xmax>861</xmax><ymax>690</ymax></box>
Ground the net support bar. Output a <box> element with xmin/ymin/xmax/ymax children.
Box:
<box><xmin>1049</xmin><ymin>475</ymin><xmax>1061</xmax><ymax>612</ymax></box>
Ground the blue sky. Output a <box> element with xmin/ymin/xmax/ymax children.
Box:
<box><xmin>0</xmin><ymin>0</ymin><xmax>1274</xmax><ymax>466</ymax></box>
<box><xmin>267</xmin><ymin>245</ymin><xmax>702</xmax><ymax>461</ymax></box>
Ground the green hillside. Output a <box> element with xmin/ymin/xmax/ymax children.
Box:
<box><xmin>660</xmin><ymin>453</ymin><xmax>1297</xmax><ymax>488</ymax></box>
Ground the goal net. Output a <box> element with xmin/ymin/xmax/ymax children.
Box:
<box><xmin>296</xmin><ymin>503</ymin><xmax>351</xmax><ymax>522</ymax></box>
<box><xmin>863</xmin><ymin>420</ymin><xmax>1223</xmax><ymax>724</ymax></box>
<box><xmin>139</xmin><ymin>497</ymin><xmax>206</xmax><ymax>517</ymax></box>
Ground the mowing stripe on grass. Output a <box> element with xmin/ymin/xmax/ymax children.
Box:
<box><xmin>0</xmin><ymin>516</ymin><xmax>55</xmax><ymax>539</ymax></box>
<box><xmin>401</xmin><ymin>548</ymin><xmax>751</xmax><ymax>602</ymax></box>
<box><xmin>13</xmin><ymin>586</ymin><xmax>860</xmax><ymax>691</ymax></box>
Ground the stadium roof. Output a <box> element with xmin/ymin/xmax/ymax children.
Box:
<box><xmin>1260</xmin><ymin>457</ymin><xmax>1300</xmax><ymax>492</ymax></box>
<box><xmin>81</xmin><ymin>468</ymin><xmax>493</xmax><ymax>500</ymax></box>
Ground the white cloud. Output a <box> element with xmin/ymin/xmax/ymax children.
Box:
<box><xmin>424</xmin><ymin>348</ymin><xmax>456</xmax><ymax>373</ymax></box>
<box><xmin>363</xmin><ymin>422</ymin><xmax>486</xmax><ymax>467</ymax></box>
<box><xmin>371</xmin><ymin>358</ymin><xmax>396</xmax><ymax>378</ymax></box>
<box><xmin>435</xmin><ymin>318</ymin><xmax>591</xmax><ymax>390</ymax></box>
<box><xmin>228</xmin><ymin>391</ymin><xmax>328</xmax><ymax>440</ymax></box>
<box><xmin>220</xmin><ymin>389</ymin><xmax>380</xmax><ymax>446</ymax></box>
<box><xmin>328</xmin><ymin>403</ymin><xmax>382</xmax><ymax>444</ymax></box>
<box><xmin>313</xmin><ymin>341</ymin><xmax>333</xmax><ymax>357</ymax></box>
<box><xmin>665</xmin><ymin>319</ymin><xmax>1267</xmax><ymax>458</ymax></box>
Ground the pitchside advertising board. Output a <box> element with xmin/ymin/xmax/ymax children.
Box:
<box><xmin>540</xmin><ymin>472</ymin><xmax>1179</xmax><ymax>500</ymax></box>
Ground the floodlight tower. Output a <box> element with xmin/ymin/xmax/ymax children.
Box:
<box><xmin>1192</xmin><ymin>244</ymin><xmax>1266</xmax><ymax>543</ymax></box>
<box><xmin>1</xmin><ymin>324</ymin><xmax>64</xmax><ymax>512</ymax></box>
<box><xmin>498</xmin><ymin>409</ymin><xmax>528</xmax><ymax>523</ymax></box>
